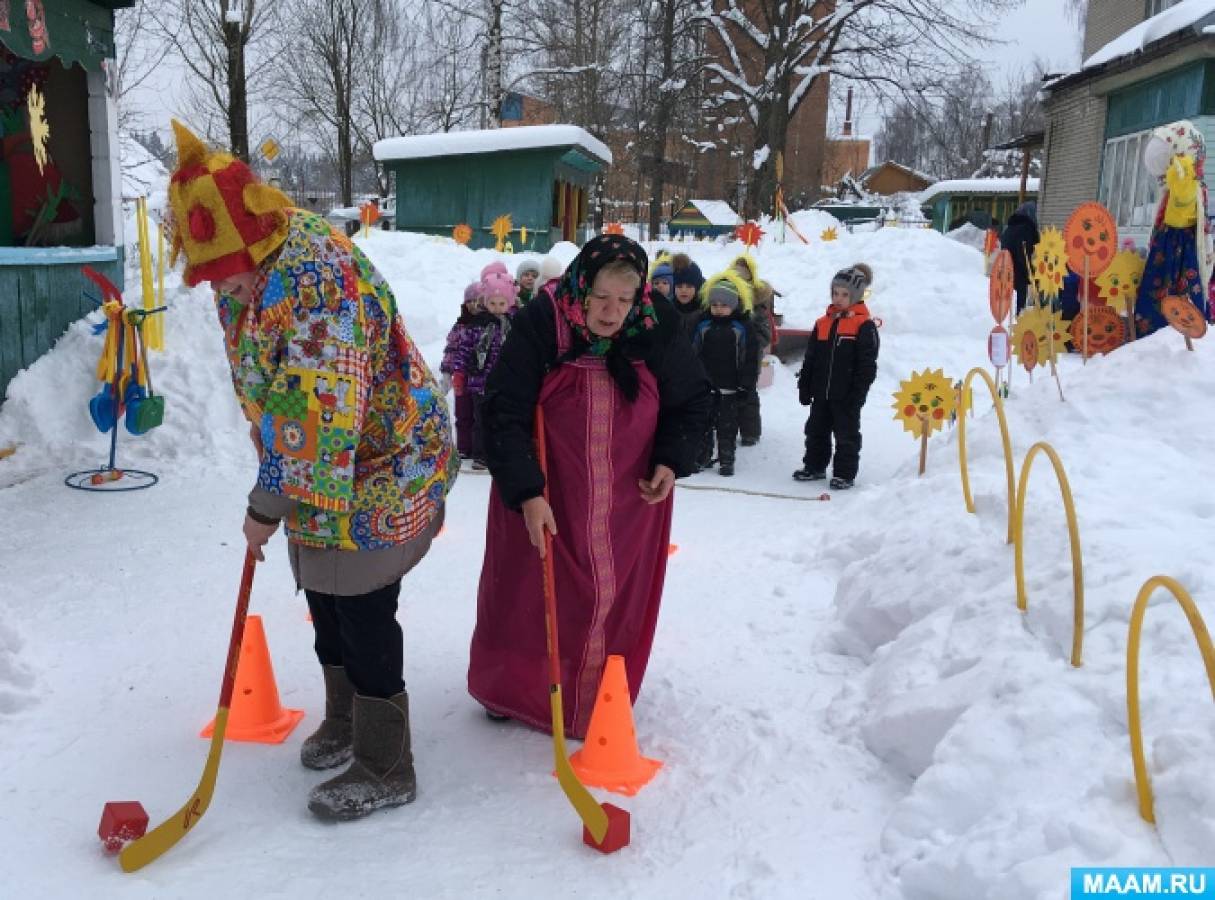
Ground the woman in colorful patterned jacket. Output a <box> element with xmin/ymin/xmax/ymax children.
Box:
<box><xmin>467</xmin><ymin>235</ymin><xmax>711</xmax><ymax>738</ymax></box>
<box><xmin>167</xmin><ymin>121</ymin><xmax>456</xmax><ymax>822</ymax></box>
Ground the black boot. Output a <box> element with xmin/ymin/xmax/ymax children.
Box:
<box><xmin>300</xmin><ymin>665</ymin><xmax>355</xmax><ymax>770</ymax></box>
<box><xmin>308</xmin><ymin>692</ymin><xmax>416</xmax><ymax>821</ymax></box>
<box><xmin>719</xmin><ymin>461</ymin><xmax>734</xmax><ymax>477</ymax></box>
<box><xmin>792</xmin><ymin>468</ymin><xmax>826</xmax><ymax>481</ymax></box>
<box><xmin>830</xmin><ymin>476</ymin><xmax>854</xmax><ymax>490</ymax></box>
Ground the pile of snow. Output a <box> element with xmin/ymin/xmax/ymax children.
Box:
<box><xmin>947</xmin><ymin>222</ymin><xmax>989</xmax><ymax>252</ymax></box>
<box><xmin>1084</xmin><ymin>0</ymin><xmax>1215</xmax><ymax>69</ymax></box>
<box><xmin>817</xmin><ymin>335</ymin><xmax>1215</xmax><ymax>893</ymax></box>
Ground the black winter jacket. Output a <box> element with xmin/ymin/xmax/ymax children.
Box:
<box><xmin>672</xmin><ymin>297</ymin><xmax>704</xmax><ymax>338</ymax></box>
<box><xmin>1000</xmin><ymin>212</ymin><xmax>1040</xmax><ymax>291</ymax></box>
<box><xmin>481</xmin><ymin>292</ymin><xmax>712</xmax><ymax>509</ymax></box>
<box><xmin>797</xmin><ymin>305</ymin><xmax>879</xmax><ymax>408</ymax></box>
<box><xmin>691</xmin><ymin>313</ymin><xmax>760</xmax><ymax>392</ymax></box>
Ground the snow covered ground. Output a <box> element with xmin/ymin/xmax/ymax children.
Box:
<box><xmin>1</xmin><ymin>221</ymin><xmax>1212</xmax><ymax>898</ymax></box>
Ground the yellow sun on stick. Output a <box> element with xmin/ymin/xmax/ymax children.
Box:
<box><xmin>891</xmin><ymin>368</ymin><xmax>957</xmax><ymax>437</ymax></box>
<box><xmin>821</xmin><ymin>226</ymin><xmax>838</xmax><ymax>242</ymax></box>
<box><xmin>1032</xmin><ymin>227</ymin><xmax>1067</xmax><ymax>300</ymax></box>
<box><xmin>490</xmin><ymin>214</ymin><xmax>513</xmax><ymax>252</ymax></box>
<box><xmin>1095</xmin><ymin>249</ymin><xmax>1146</xmax><ymax>312</ymax></box>
<box><xmin>27</xmin><ymin>86</ymin><xmax>49</xmax><ymax>175</ymax></box>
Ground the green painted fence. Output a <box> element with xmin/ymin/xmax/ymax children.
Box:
<box><xmin>0</xmin><ymin>248</ymin><xmax>124</xmax><ymax>401</ymax></box>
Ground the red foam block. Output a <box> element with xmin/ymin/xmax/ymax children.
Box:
<box><xmin>98</xmin><ymin>801</ymin><xmax>148</xmax><ymax>853</ymax></box>
<box><xmin>583</xmin><ymin>803</ymin><xmax>630</xmax><ymax>854</ymax></box>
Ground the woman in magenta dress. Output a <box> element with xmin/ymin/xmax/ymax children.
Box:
<box><xmin>468</xmin><ymin>236</ymin><xmax>710</xmax><ymax>738</ymax></box>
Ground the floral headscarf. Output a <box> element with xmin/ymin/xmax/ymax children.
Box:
<box><xmin>549</xmin><ymin>235</ymin><xmax>660</xmax><ymax>401</ymax></box>
<box><xmin>1146</xmin><ymin>120</ymin><xmax>1211</xmax><ymax>290</ymax></box>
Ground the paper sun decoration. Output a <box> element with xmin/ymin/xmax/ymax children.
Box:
<box><xmin>1069</xmin><ymin>304</ymin><xmax>1125</xmax><ymax>356</ymax></box>
<box><xmin>1012</xmin><ymin>305</ymin><xmax>1071</xmax><ymax>370</ymax></box>
<box><xmin>1032</xmin><ymin>227</ymin><xmax>1067</xmax><ymax>300</ymax></box>
<box><xmin>603</xmin><ymin>222</ymin><xmax>625</xmax><ymax>236</ymax></box>
<box><xmin>892</xmin><ymin>369</ymin><xmax>957</xmax><ymax>437</ymax></box>
<box><xmin>27</xmin><ymin>87</ymin><xmax>49</xmax><ymax>175</ymax></box>
<box><xmin>1095</xmin><ymin>250</ymin><xmax>1145</xmax><ymax>311</ymax></box>
<box><xmin>452</xmin><ymin>223</ymin><xmax>473</xmax><ymax>245</ymax></box>
<box><xmin>735</xmin><ymin>221</ymin><xmax>765</xmax><ymax>248</ymax></box>
<box><xmin>821</xmin><ymin>226</ymin><xmax>839</xmax><ymax>242</ymax></box>
<box><xmin>490</xmin><ymin>214</ymin><xmax>513</xmax><ymax>251</ymax></box>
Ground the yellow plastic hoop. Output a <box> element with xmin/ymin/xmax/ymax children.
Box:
<box><xmin>1013</xmin><ymin>441</ymin><xmax>1085</xmax><ymax>667</ymax></box>
<box><xmin>1126</xmin><ymin>575</ymin><xmax>1215</xmax><ymax>824</ymax></box>
<box><xmin>957</xmin><ymin>367</ymin><xmax>1016</xmax><ymax>544</ymax></box>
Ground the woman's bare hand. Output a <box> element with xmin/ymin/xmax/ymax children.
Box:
<box><xmin>521</xmin><ymin>496</ymin><xmax>558</xmax><ymax>557</ymax></box>
<box><xmin>639</xmin><ymin>465</ymin><xmax>675</xmax><ymax>504</ymax></box>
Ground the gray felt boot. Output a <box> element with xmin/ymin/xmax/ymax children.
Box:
<box><xmin>300</xmin><ymin>666</ymin><xmax>355</xmax><ymax>770</ymax></box>
<box><xmin>308</xmin><ymin>692</ymin><xmax>417</xmax><ymax>822</ymax></box>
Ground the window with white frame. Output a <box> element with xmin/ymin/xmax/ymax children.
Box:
<box><xmin>1146</xmin><ymin>0</ymin><xmax>1183</xmax><ymax>17</ymax></box>
<box><xmin>1098</xmin><ymin>129</ymin><xmax>1161</xmax><ymax>230</ymax></box>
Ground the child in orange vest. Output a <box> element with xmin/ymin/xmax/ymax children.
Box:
<box><xmin>793</xmin><ymin>264</ymin><xmax>879</xmax><ymax>490</ymax></box>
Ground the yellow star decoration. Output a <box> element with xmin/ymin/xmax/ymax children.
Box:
<box><xmin>490</xmin><ymin>214</ymin><xmax>513</xmax><ymax>252</ymax></box>
<box><xmin>821</xmin><ymin>226</ymin><xmax>839</xmax><ymax>242</ymax></box>
<box><xmin>27</xmin><ymin>86</ymin><xmax>50</xmax><ymax>175</ymax></box>
<box><xmin>1012</xmin><ymin>305</ymin><xmax>1070</xmax><ymax>370</ymax></box>
<box><xmin>891</xmin><ymin>368</ymin><xmax>957</xmax><ymax>438</ymax></box>
<box><xmin>1032</xmin><ymin>226</ymin><xmax>1067</xmax><ymax>300</ymax></box>
<box><xmin>1095</xmin><ymin>249</ymin><xmax>1146</xmax><ymax>312</ymax></box>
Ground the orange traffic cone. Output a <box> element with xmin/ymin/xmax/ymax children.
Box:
<box><xmin>201</xmin><ymin>614</ymin><xmax>304</xmax><ymax>744</ymax></box>
<box><xmin>569</xmin><ymin>655</ymin><xmax>662</xmax><ymax>796</ymax></box>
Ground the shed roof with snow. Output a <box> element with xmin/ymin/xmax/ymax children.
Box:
<box><xmin>918</xmin><ymin>178</ymin><xmax>1040</xmax><ymax>233</ymax></box>
<box><xmin>374</xmin><ymin>125</ymin><xmax>612</xmax><ymax>166</ymax></box>
<box><xmin>667</xmin><ymin>199</ymin><xmax>741</xmax><ymax>236</ymax></box>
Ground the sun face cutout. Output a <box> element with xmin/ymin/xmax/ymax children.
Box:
<box><xmin>1069</xmin><ymin>304</ymin><xmax>1125</xmax><ymax>356</ymax></box>
<box><xmin>1096</xmin><ymin>250</ymin><xmax>1146</xmax><ymax>311</ymax></box>
<box><xmin>1063</xmin><ymin>202</ymin><xmax>1117</xmax><ymax>276</ymax></box>
<box><xmin>1033</xmin><ymin>227</ymin><xmax>1067</xmax><ymax>300</ymax></box>
<box><xmin>892</xmin><ymin>368</ymin><xmax>957</xmax><ymax>437</ymax></box>
<box><xmin>1160</xmin><ymin>295</ymin><xmax>1209</xmax><ymax>339</ymax></box>
<box><xmin>1012</xmin><ymin>305</ymin><xmax>1071</xmax><ymax>369</ymax></box>
<box><xmin>989</xmin><ymin>250</ymin><xmax>1014</xmax><ymax>323</ymax></box>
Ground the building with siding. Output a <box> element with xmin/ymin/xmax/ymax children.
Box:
<box><xmin>0</xmin><ymin>0</ymin><xmax>131</xmax><ymax>402</ymax></box>
<box><xmin>1039</xmin><ymin>0</ymin><xmax>1215</xmax><ymax>246</ymax></box>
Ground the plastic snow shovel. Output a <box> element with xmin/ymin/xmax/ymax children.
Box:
<box><xmin>534</xmin><ymin>407</ymin><xmax>629</xmax><ymax>853</ymax></box>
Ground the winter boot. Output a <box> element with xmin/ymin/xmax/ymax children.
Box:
<box><xmin>718</xmin><ymin>461</ymin><xmax>735</xmax><ymax>477</ymax></box>
<box><xmin>308</xmin><ymin>692</ymin><xmax>416</xmax><ymax>822</ymax></box>
<box><xmin>300</xmin><ymin>665</ymin><xmax>355</xmax><ymax>770</ymax></box>
<box><xmin>830</xmin><ymin>477</ymin><xmax>854</xmax><ymax>490</ymax></box>
<box><xmin>792</xmin><ymin>468</ymin><xmax>826</xmax><ymax>482</ymax></box>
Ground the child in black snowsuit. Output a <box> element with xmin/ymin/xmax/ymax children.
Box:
<box><xmin>793</xmin><ymin>263</ymin><xmax>879</xmax><ymax>490</ymax></box>
<box><xmin>671</xmin><ymin>252</ymin><xmax>706</xmax><ymax>338</ymax></box>
<box><xmin>692</xmin><ymin>270</ymin><xmax>759</xmax><ymax>477</ymax></box>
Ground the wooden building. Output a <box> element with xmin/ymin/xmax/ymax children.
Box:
<box><xmin>373</xmin><ymin>125</ymin><xmax>612</xmax><ymax>251</ymax></box>
<box><xmin>666</xmin><ymin>199</ymin><xmax>741</xmax><ymax>238</ymax></box>
<box><xmin>918</xmin><ymin>178</ymin><xmax>1040</xmax><ymax>232</ymax></box>
<box><xmin>0</xmin><ymin>0</ymin><xmax>131</xmax><ymax>401</ymax></box>
<box><xmin>860</xmin><ymin>161</ymin><xmax>935</xmax><ymax>196</ymax></box>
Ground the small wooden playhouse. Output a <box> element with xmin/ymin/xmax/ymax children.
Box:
<box><xmin>0</xmin><ymin>0</ymin><xmax>131</xmax><ymax>400</ymax></box>
<box><xmin>373</xmin><ymin>125</ymin><xmax>612</xmax><ymax>251</ymax></box>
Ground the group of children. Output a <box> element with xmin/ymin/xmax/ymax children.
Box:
<box><xmin>442</xmin><ymin>247</ymin><xmax>880</xmax><ymax>489</ymax></box>
<box><xmin>441</xmin><ymin>257</ymin><xmax>563</xmax><ymax>467</ymax></box>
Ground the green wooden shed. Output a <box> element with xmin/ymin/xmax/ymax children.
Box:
<box><xmin>918</xmin><ymin>178</ymin><xmax>1040</xmax><ymax>233</ymax></box>
<box><xmin>0</xmin><ymin>0</ymin><xmax>132</xmax><ymax>401</ymax></box>
<box><xmin>373</xmin><ymin>125</ymin><xmax>612</xmax><ymax>251</ymax></box>
<box><xmin>667</xmin><ymin>199</ymin><xmax>740</xmax><ymax>238</ymax></box>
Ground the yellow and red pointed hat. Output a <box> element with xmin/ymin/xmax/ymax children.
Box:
<box><xmin>167</xmin><ymin>120</ymin><xmax>291</xmax><ymax>286</ymax></box>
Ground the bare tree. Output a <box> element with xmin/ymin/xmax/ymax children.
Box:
<box><xmin>113</xmin><ymin>3</ymin><xmax>171</xmax><ymax>133</ymax></box>
<box><xmin>147</xmin><ymin>0</ymin><xmax>277</xmax><ymax>160</ymax></box>
<box><xmin>272</xmin><ymin>0</ymin><xmax>396</xmax><ymax>206</ymax></box>
<box><xmin>699</xmin><ymin>0</ymin><xmax>1019</xmax><ymax>216</ymax></box>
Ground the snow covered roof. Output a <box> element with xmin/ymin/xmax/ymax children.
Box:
<box><xmin>373</xmin><ymin>125</ymin><xmax>612</xmax><ymax>165</ymax></box>
<box><xmin>1083</xmin><ymin>0</ymin><xmax>1215</xmax><ymax>70</ymax></box>
<box><xmin>679</xmin><ymin>199</ymin><xmax>741</xmax><ymax>227</ymax></box>
<box><xmin>861</xmin><ymin>161</ymin><xmax>936</xmax><ymax>186</ymax></box>
<box><xmin>917</xmin><ymin>178</ymin><xmax>1039</xmax><ymax>203</ymax></box>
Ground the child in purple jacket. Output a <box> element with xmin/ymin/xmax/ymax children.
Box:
<box><xmin>441</xmin><ymin>281</ymin><xmax>482</xmax><ymax>458</ymax></box>
<box><xmin>463</xmin><ymin>271</ymin><xmax>515</xmax><ymax>468</ymax></box>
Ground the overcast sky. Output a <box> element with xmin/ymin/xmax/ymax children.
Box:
<box><xmin>129</xmin><ymin>0</ymin><xmax>1084</xmax><ymax>147</ymax></box>
<box><xmin>833</xmin><ymin>0</ymin><xmax>1083</xmax><ymax>138</ymax></box>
